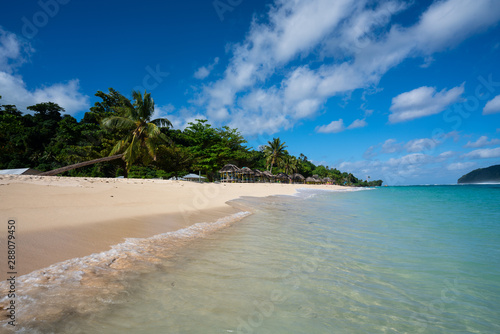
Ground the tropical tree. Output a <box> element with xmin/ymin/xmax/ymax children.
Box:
<box><xmin>279</xmin><ymin>155</ymin><xmax>298</xmax><ymax>175</ymax></box>
<box><xmin>262</xmin><ymin>137</ymin><xmax>287</xmax><ymax>173</ymax></box>
<box><xmin>102</xmin><ymin>90</ymin><xmax>172</xmax><ymax>171</ymax></box>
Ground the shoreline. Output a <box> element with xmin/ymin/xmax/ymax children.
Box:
<box><xmin>0</xmin><ymin>175</ymin><xmax>344</xmax><ymax>277</ymax></box>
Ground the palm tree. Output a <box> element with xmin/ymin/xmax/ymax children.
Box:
<box><xmin>279</xmin><ymin>155</ymin><xmax>298</xmax><ymax>175</ymax></box>
<box><xmin>102</xmin><ymin>90</ymin><xmax>172</xmax><ymax>171</ymax></box>
<box><xmin>263</xmin><ymin>137</ymin><xmax>287</xmax><ymax>173</ymax></box>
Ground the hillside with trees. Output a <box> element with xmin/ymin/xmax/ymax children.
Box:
<box><xmin>0</xmin><ymin>90</ymin><xmax>383</xmax><ymax>187</ymax></box>
<box><xmin>458</xmin><ymin>165</ymin><xmax>500</xmax><ymax>184</ymax></box>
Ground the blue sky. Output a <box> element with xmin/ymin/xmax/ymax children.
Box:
<box><xmin>1</xmin><ymin>0</ymin><xmax>500</xmax><ymax>185</ymax></box>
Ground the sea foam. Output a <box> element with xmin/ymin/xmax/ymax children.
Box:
<box><xmin>0</xmin><ymin>211</ymin><xmax>251</xmax><ymax>332</ymax></box>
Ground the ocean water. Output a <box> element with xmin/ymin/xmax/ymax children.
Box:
<box><xmin>1</xmin><ymin>185</ymin><xmax>500</xmax><ymax>333</ymax></box>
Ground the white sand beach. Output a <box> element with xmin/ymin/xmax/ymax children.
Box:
<box><xmin>0</xmin><ymin>175</ymin><xmax>343</xmax><ymax>277</ymax></box>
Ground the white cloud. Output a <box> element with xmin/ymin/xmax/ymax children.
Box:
<box><xmin>340</xmin><ymin>152</ymin><xmax>435</xmax><ymax>185</ymax></box>
<box><xmin>389</xmin><ymin>84</ymin><xmax>465</xmax><ymax>123</ymax></box>
<box><xmin>463</xmin><ymin>147</ymin><xmax>500</xmax><ymax>159</ymax></box>
<box><xmin>347</xmin><ymin>118</ymin><xmax>367</xmax><ymax>129</ymax></box>
<box><xmin>316</xmin><ymin>119</ymin><xmax>345</xmax><ymax>133</ymax></box>
<box><xmin>152</xmin><ymin>103</ymin><xmax>175</xmax><ymax>122</ymax></box>
<box><xmin>0</xmin><ymin>28</ymin><xmax>90</xmax><ymax>115</ymax></box>
<box><xmin>363</xmin><ymin>145</ymin><xmax>378</xmax><ymax>160</ymax></box>
<box><xmin>464</xmin><ymin>136</ymin><xmax>500</xmax><ymax>148</ymax></box>
<box><xmin>447</xmin><ymin>162</ymin><xmax>475</xmax><ymax>171</ymax></box>
<box><xmin>412</xmin><ymin>0</ymin><xmax>500</xmax><ymax>53</ymax></box>
<box><xmin>362</xmin><ymin>135</ymin><xmax>451</xmax><ymax>159</ymax></box>
<box><xmin>194</xmin><ymin>57</ymin><xmax>219</xmax><ymax>80</ymax></box>
<box><xmin>316</xmin><ymin>118</ymin><xmax>367</xmax><ymax>133</ymax></box>
<box><xmin>154</xmin><ymin>105</ymin><xmax>206</xmax><ymax>131</ymax></box>
<box><xmin>0</xmin><ymin>28</ymin><xmax>33</xmax><ymax>73</ymax></box>
<box><xmin>483</xmin><ymin>95</ymin><xmax>500</xmax><ymax>114</ymax></box>
<box><xmin>382</xmin><ymin>139</ymin><xmax>402</xmax><ymax>154</ymax></box>
<box><xmin>198</xmin><ymin>0</ymin><xmax>500</xmax><ymax>134</ymax></box>
<box><xmin>439</xmin><ymin>151</ymin><xmax>456</xmax><ymax>159</ymax></box>
<box><xmin>420</xmin><ymin>56</ymin><xmax>435</xmax><ymax>68</ymax></box>
<box><xmin>404</xmin><ymin>138</ymin><xmax>437</xmax><ymax>153</ymax></box>
<box><xmin>0</xmin><ymin>72</ymin><xmax>89</xmax><ymax>115</ymax></box>
<box><xmin>387</xmin><ymin>153</ymin><xmax>431</xmax><ymax>167</ymax></box>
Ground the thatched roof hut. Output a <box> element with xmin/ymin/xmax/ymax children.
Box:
<box><xmin>305</xmin><ymin>177</ymin><xmax>316</xmax><ymax>184</ymax></box>
<box><xmin>219</xmin><ymin>164</ymin><xmax>241</xmax><ymax>183</ymax></box>
<box><xmin>276</xmin><ymin>172</ymin><xmax>289</xmax><ymax>179</ymax></box>
<box><xmin>252</xmin><ymin>169</ymin><xmax>264</xmax><ymax>182</ymax></box>
<box><xmin>323</xmin><ymin>176</ymin><xmax>333</xmax><ymax>185</ymax></box>
<box><xmin>291</xmin><ymin>173</ymin><xmax>305</xmax><ymax>182</ymax></box>
<box><xmin>261</xmin><ymin>170</ymin><xmax>275</xmax><ymax>182</ymax></box>
<box><xmin>239</xmin><ymin>167</ymin><xmax>255</xmax><ymax>183</ymax></box>
<box><xmin>276</xmin><ymin>172</ymin><xmax>290</xmax><ymax>183</ymax></box>
<box><xmin>219</xmin><ymin>164</ymin><xmax>241</xmax><ymax>173</ymax></box>
<box><xmin>253</xmin><ymin>169</ymin><xmax>262</xmax><ymax>176</ymax></box>
<box><xmin>240</xmin><ymin>167</ymin><xmax>254</xmax><ymax>175</ymax></box>
<box><xmin>262</xmin><ymin>170</ymin><xmax>273</xmax><ymax>177</ymax></box>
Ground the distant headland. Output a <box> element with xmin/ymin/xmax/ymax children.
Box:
<box><xmin>457</xmin><ymin>164</ymin><xmax>500</xmax><ymax>184</ymax></box>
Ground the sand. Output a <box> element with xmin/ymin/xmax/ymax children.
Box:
<box><xmin>0</xmin><ymin>175</ymin><xmax>343</xmax><ymax>277</ymax></box>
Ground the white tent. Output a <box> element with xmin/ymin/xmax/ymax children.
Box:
<box><xmin>182</xmin><ymin>173</ymin><xmax>206</xmax><ymax>182</ymax></box>
<box><xmin>0</xmin><ymin>168</ymin><xmax>41</xmax><ymax>175</ymax></box>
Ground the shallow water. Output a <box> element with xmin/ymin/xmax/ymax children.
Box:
<box><xmin>2</xmin><ymin>185</ymin><xmax>500</xmax><ymax>333</ymax></box>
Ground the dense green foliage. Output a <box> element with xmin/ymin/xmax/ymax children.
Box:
<box><xmin>0</xmin><ymin>91</ymin><xmax>382</xmax><ymax>186</ymax></box>
<box><xmin>102</xmin><ymin>90</ymin><xmax>172</xmax><ymax>171</ymax></box>
<box><xmin>457</xmin><ymin>164</ymin><xmax>500</xmax><ymax>184</ymax></box>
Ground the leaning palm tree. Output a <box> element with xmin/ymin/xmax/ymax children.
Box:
<box><xmin>102</xmin><ymin>90</ymin><xmax>172</xmax><ymax>171</ymax></box>
<box><xmin>263</xmin><ymin>137</ymin><xmax>287</xmax><ymax>174</ymax></box>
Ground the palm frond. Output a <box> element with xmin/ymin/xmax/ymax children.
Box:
<box><xmin>110</xmin><ymin>139</ymin><xmax>128</xmax><ymax>155</ymax></box>
<box><xmin>144</xmin><ymin>138</ymin><xmax>157</xmax><ymax>160</ymax></box>
<box><xmin>123</xmin><ymin>136</ymin><xmax>141</xmax><ymax>170</ymax></box>
<box><xmin>158</xmin><ymin>132</ymin><xmax>173</xmax><ymax>145</ymax></box>
<box><xmin>146</xmin><ymin>123</ymin><xmax>161</xmax><ymax>138</ymax></box>
<box><xmin>102</xmin><ymin>116</ymin><xmax>136</xmax><ymax>131</ymax></box>
<box><xmin>151</xmin><ymin>117</ymin><xmax>173</xmax><ymax>129</ymax></box>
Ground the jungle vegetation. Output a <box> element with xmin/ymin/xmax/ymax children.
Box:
<box><xmin>0</xmin><ymin>89</ymin><xmax>383</xmax><ymax>187</ymax></box>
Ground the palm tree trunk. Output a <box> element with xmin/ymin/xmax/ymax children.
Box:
<box><xmin>40</xmin><ymin>154</ymin><xmax>124</xmax><ymax>176</ymax></box>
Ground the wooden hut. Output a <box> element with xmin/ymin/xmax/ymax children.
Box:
<box><xmin>305</xmin><ymin>177</ymin><xmax>316</xmax><ymax>184</ymax></box>
<box><xmin>291</xmin><ymin>173</ymin><xmax>305</xmax><ymax>184</ymax></box>
<box><xmin>239</xmin><ymin>167</ymin><xmax>255</xmax><ymax>183</ymax></box>
<box><xmin>262</xmin><ymin>171</ymin><xmax>275</xmax><ymax>183</ymax></box>
<box><xmin>219</xmin><ymin>164</ymin><xmax>241</xmax><ymax>183</ymax></box>
<box><xmin>253</xmin><ymin>169</ymin><xmax>264</xmax><ymax>183</ymax></box>
<box><xmin>276</xmin><ymin>172</ymin><xmax>290</xmax><ymax>183</ymax></box>
<box><xmin>323</xmin><ymin>177</ymin><xmax>333</xmax><ymax>185</ymax></box>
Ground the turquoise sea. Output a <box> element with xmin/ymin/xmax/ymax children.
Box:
<box><xmin>2</xmin><ymin>185</ymin><xmax>500</xmax><ymax>333</ymax></box>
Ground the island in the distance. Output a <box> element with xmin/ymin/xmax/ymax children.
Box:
<box><xmin>457</xmin><ymin>164</ymin><xmax>500</xmax><ymax>184</ymax></box>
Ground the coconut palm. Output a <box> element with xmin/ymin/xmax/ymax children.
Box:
<box><xmin>102</xmin><ymin>90</ymin><xmax>172</xmax><ymax>171</ymax></box>
<box><xmin>279</xmin><ymin>155</ymin><xmax>298</xmax><ymax>175</ymax></box>
<box><xmin>263</xmin><ymin>137</ymin><xmax>287</xmax><ymax>173</ymax></box>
